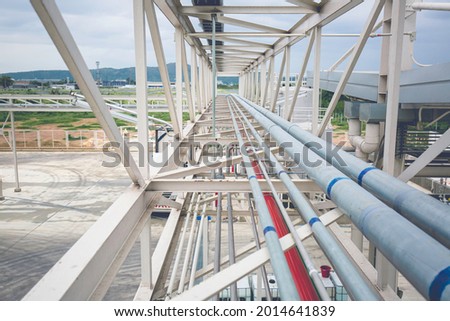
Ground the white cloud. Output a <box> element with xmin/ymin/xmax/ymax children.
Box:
<box><xmin>1</xmin><ymin>0</ymin><xmax>449</xmax><ymax>74</ymax></box>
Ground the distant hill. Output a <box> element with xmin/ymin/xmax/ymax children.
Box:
<box><xmin>3</xmin><ymin>63</ymin><xmax>238</xmax><ymax>85</ymax></box>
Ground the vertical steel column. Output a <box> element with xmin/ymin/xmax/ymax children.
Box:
<box><xmin>238</xmin><ymin>74</ymin><xmax>244</xmax><ymax>97</ymax></box>
<box><xmin>265</xmin><ymin>56</ymin><xmax>275</xmax><ymax>108</ymax></box>
<box><xmin>134</xmin><ymin>0</ymin><xmax>149</xmax><ymax>179</ymax></box>
<box><xmin>213</xmin><ymin>192</ymin><xmax>222</xmax><ymax>300</ymax></box>
<box><xmin>379</xmin><ymin>0</ymin><xmax>406</xmax><ymax>292</ymax></box>
<box><xmin>254</xmin><ymin>64</ymin><xmax>260</xmax><ymax>104</ymax></box>
<box><xmin>181</xmin><ymin>36</ymin><xmax>195</xmax><ymax>122</ymax></box>
<box><xmin>312</xmin><ymin>26</ymin><xmax>321</xmax><ymax>134</ymax></box>
<box><xmin>270</xmin><ymin>49</ymin><xmax>287</xmax><ymax>112</ymax></box>
<box><xmin>227</xmin><ymin>193</ymin><xmax>238</xmax><ymax>300</ymax></box>
<box><xmin>212</xmin><ymin>14</ymin><xmax>217</xmax><ymax>138</ymax></box>
<box><xmin>260</xmin><ymin>60</ymin><xmax>267</xmax><ymax>106</ymax></box>
<box><xmin>383</xmin><ymin>0</ymin><xmax>406</xmax><ymax>175</ymax></box>
<box><xmin>191</xmin><ymin>47</ymin><xmax>201</xmax><ymax>113</ymax></box>
<box><xmin>134</xmin><ymin>0</ymin><xmax>151</xmax><ymax>294</ymax></box>
<box><xmin>175</xmin><ymin>28</ymin><xmax>184</xmax><ymax>132</ymax></box>
<box><xmin>10</xmin><ymin>112</ymin><xmax>21</xmax><ymax>192</ymax></box>
<box><xmin>286</xmin><ymin>29</ymin><xmax>315</xmax><ymax>121</ymax></box>
<box><xmin>145</xmin><ymin>0</ymin><xmax>181</xmax><ymax>137</ymax></box>
<box><xmin>284</xmin><ymin>45</ymin><xmax>291</xmax><ymax>118</ymax></box>
<box><xmin>199</xmin><ymin>57</ymin><xmax>205</xmax><ymax>110</ymax></box>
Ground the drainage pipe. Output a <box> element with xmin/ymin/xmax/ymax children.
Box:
<box><xmin>237</xmin><ymin>96</ymin><xmax>450</xmax><ymax>249</ymax></box>
<box><xmin>232</xmin><ymin>100</ymin><xmax>378</xmax><ymax>300</ymax></box>
<box><xmin>348</xmin><ymin>119</ymin><xmax>380</xmax><ymax>161</ymax></box>
<box><xmin>227</xmin><ymin>97</ymin><xmax>300</xmax><ymax>301</ymax></box>
<box><xmin>234</xmin><ymin>95</ymin><xmax>450</xmax><ymax>301</ymax></box>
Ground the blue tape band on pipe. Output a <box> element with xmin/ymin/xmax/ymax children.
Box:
<box><xmin>326</xmin><ymin>177</ymin><xmax>350</xmax><ymax>197</ymax></box>
<box><xmin>309</xmin><ymin>217</ymin><xmax>321</xmax><ymax>227</ymax></box>
<box><xmin>357</xmin><ymin>167</ymin><xmax>377</xmax><ymax>186</ymax></box>
<box><xmin>429</xmin><ymin>266</ymin><xmax>450</xmax><ymax>301</ymax></box>
<box><xmin>248</xmin><ymin>175</ymin><xmax>256</xmax><ymax>180</ymax></box>
<box><xmin>263</xmin><ymin>226</ymin><xmax>276</xmax><ymax>235</ymax></box>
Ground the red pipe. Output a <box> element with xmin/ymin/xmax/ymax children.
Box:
<box><xmin>252</xmin><ymin>161</ymin><xmax>319</xmax><ymax>301</ymax></box>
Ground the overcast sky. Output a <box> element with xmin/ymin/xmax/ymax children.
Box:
<box><xmin>1</xmin><ymin>0</ymin><xmax>449</xmax><ymax>74</ymax></box>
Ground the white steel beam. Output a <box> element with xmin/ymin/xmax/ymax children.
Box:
<box><xmin>287</xmin><ymin>0</ymin><xmax>322</xmax><ymax>12</ymax></box>
<box><xmin>312</xmin><ymin>26</ymin><xmax>321</xmax><ymax>134</ymax></box>
<box><xmin>23</xmin><ymin>186</ymin><xmax>160</xmax><ymax>300</ymax></box>
<box><xmin>317</xmin><ymin>0</ymin><xmax>386</xmax><ymax>137</ymax></box>
<box><xmin>260</xmin><ymin>60</ymin><xmax>267</xmax><ymax>107</ymax></box>
<box><xmin>134</xmin><ymin>0</ymin><xmax>150</xmax><ymax>179</ymax></box>
<box><xmin>191</xmin><ymin>46</ymin><xmax>200</xmax><ymax>113</ymax></box>
<box><xmin>192</xmin><ymin>14</ymin><xmax>287</xmax><ymax>34</ymax></box>
<box><xmin>172</xmin><ymin>209</ymin><xmax>343</xmax><ymax>300</ymax></box>
<box><xmin>181</xmin><ymin>33</ymin><xmax>195</xmax><ymax>122</ymax></box>
<box><xmin>286</xmin><ymin>28</ymin><xmax>315</xmax><ymax>121</ymax></box>
<box><xmin>148</xmin><ymin>178</ymin><xmax>322</xmax><ymax>193</ymax></box>
<box><xmin>145</xmin><ymin>0</ymin><xmax>181</xmax><ymax>136</ymax></box>
<box><xmin>176</xmin><ymin>28</ymin><xmax>184</xmax><ymax>131</ymax></box>
<box><xmin>270</xmin><ymin>48</ymin><xmax>287</xmax><ymax>112</ymax></box>
<box><xmin>153</xmin><ymin>148</ymin><xmax>279</xmax><ymax>180</ymax></box>
<box><xmin>411</xmin><ymin>2</ymin><xmax>450</xmax><ymax>11</ymax></box>
<box><xmin>135</xmin><ymin>193</ymin><xmax>187</xmax><ymax>300</ymax></box>
<box><xmin>180</xmin><ymin>6</ymin><xmax>317</xmax><ymax>15</ymax></box>
<box><xmin>383</xmin><ymin>0</ymin><xmax>406</xmax><ymax>175</ymax></box>
<box><xmin>284</xmin><ymin>45</ymin><xmax>291</xmax><ymax>117</ymax></box>
<box><xmin>30</xmin><ymin>0</ymin><xmax>145</xmax><ymax>186</ymax></box>
<box><xmin>190</xmin><ymin>32</ymin><xmax>304</xmax><ymax>38</ymax></box>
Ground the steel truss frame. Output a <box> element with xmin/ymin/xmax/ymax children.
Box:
<box><xmin>22</xmin><ymin>0</ymin><xmax>450</xmax><ymax>301</ymax></box>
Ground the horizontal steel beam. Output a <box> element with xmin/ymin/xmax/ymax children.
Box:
<box><xmin>180</xmin><ymin>6</ymin><xmax>317</xmax><ymax>15</ymax></box>
<box><xmin>148</xmin><ymin>178</ymin><xmax>322</xmax><ymax>193</ymax></box>
<box><xmin>23</xmin><ymin>186</ymin><xmax>160</xmax><ymax>300</ymax></box>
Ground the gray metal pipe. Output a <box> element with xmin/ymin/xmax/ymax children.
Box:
<box><xmin>166</xmin><ymin>193</ymin><xmax>196</xmax><ymax>299</ymax></box>
<box><xmin>212</xmin><ymin>192</ymin><xmax>222</xmax><ymax>300</ymax></box>
<box><xmin>247</xmin><ymin>194</ymin><xmax>273</xmax><ymax>301</ymax></box>
<box><xmin>227</xmin><ymin>97</ymin><xmax>300</xmax><ymax>301</ymax></box>
<box><xmin>227</xmin><ymin>192</ymin><xmax>238</xmax><ymax>301</ymax></box>
<box><xmin>238</xmin><ymin>96</ymin><xmax>450</xmax><ymax>249</ymax></box>
<box><xmin>232</xmin><ymin>101</ymin><xmax>377</xmax><ymax>301</ymax></box>
<box><xmin>233</xmin><ymin>95</ymin><xmax>450</xmax><ymax>301</ymax></box>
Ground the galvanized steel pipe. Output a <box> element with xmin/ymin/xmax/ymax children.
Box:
<box><xmin>234</xmin><ymin>95</ymin><xmax>450</xmax><ymax>301</ymax></box>
<box><xmin>237</xmin><ymin>96</ymin><xmax>450</xmax><ymax>249</ymax></box>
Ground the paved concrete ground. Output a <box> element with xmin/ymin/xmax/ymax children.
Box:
<box><xmin>0</xmin><ymin>152</ymin><xmax>423</xmax><ymax>301</ymax></box>
<box><xmin>0</xmin><ymin>152</ymin><xmax>138</xmax><ymax>300</ymax></box>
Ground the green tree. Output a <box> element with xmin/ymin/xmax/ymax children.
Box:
<box><xmin>0</xmin><ymin>75</ymin><xmax>14</xmax><ymax>88</ymax></box>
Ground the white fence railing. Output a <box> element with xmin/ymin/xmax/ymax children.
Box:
<box><xmin>0</xmin><ymin>127</ymin><xmax>138</xmax><ymax>150</ymax></box>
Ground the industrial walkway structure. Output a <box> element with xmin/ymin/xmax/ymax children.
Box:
<box><xmin>9</xmin><ymin>0</ymin><xmax>450</xmax><ymax>301</ymax></box>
